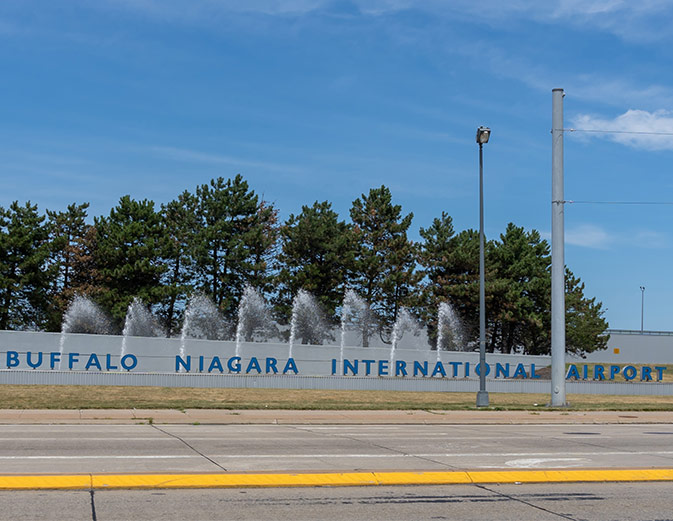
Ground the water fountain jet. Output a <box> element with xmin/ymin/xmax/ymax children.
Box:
<box><xmin>288</xmin><ymin>289</ymin><xmax>331</xmax><ymax>358</ymax></box>
<box><xmin>235</xmin><ymin>285</ymin><xmax>273</xmax><ymax>357</ymax></box>
<box><xmin>436</xmin><ymin>301</ymin><xmax>465</xmax><ymax>360</ymax></box>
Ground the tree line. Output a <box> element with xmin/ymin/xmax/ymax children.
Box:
<box><xmin>0</xmin><ymin>174</ymin><xmax>608</xmax><ymax>355</ymax></box>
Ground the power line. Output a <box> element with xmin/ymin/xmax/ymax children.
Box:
<box><xmin>562</xmin><ymin>128</ymin><xmax>673</xmax><ymax>136</ymax></box>
<box><xmin>565</xmin><ymin>200</ymin><xmax>673</xmax><ymax>205</ymax></box>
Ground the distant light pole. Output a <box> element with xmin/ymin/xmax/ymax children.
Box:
<box><xmin>640</xmin><ymin>286</ymin><xmax>645</xmax><ymax>333</ymax></box>
<box><xmin>476</xmin><ymin>126</ymin><xmax>491</xmax><ymax>408</ymax></box>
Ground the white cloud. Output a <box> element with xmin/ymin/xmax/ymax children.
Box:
<box><xmin>148</xmin><ymin>146</ymin><xmax>305</xmax><ymax>173</ymax></box>
<box><xmin>571</xmin><ymin>109</ymin><xmax>673</xmax><ymax>150</ymax></box>
<box><xmin>94</xmin><ymin>0</ymin><xmax>673</xmax><ymax>41</ymax></box>
<box><xmin>549</xmin><ymin>223</ymin><xmax>669</xmax><ymax>249</ymax></box>
<box><xmin>566</xmin><ymin>80</ymin><xmax>673</xmax><ymax>112</ymax></box>
<box><xmin>565</xmin><ymin>224</ymin><xmax>612</xmax><ymax>249</ymax></box>
<box><xmin>99</xmin><ymin>0</ymin><xmax>331</xmax><ymax>20</ymax></box>
<box><xmin>632</xmin><ymin>230</ymin><xmax>670</xmax><ymax>249</ymax></box>
<box><xmin>450</xmin><ymin>41</ymin><xmax>673</xmax><ymax>110</ymax></box>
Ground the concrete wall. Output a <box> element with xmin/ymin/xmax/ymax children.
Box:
<box><xmin>1</xmin><ymin>330</ymin><xmax>673</xmax><ymax>395</ymax></box>
<box><xmin>582</xmin><ymin>330</ymin><xmax>673</xmax><ymax>365</ymax></box>
<box><xmin>0</xmin><ymin>330</ymin><xmax>549</xmax><ymax>376</ymax></box>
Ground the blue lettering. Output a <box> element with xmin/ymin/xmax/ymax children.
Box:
<box><xmin>344</xmin><ymin>359</ymin><xmax>358</xmax><ymax>375</ymax></box>
<box><xmin>594</xmin><ymin>365</ymin><xmax>605</xmax><ymax>380</ymax></box>
<box><xmin>641</xmin><ymin>366</ymin><xmax>652</xmax><ymax>381</ymax></box>
<box><xmin>228</xmin><ymin>356</ymin><xmax>241</xmax><ymax>373</ymax></box>
<box><xmin>363</xmin><ymin>359</ymin><xmax>375</xmax><ymax>376</ymax></box>
<box><xmin>331</xmin><ymin>358</ymin><xmax>337</xmax><ymax>375</ymax></box>
<box><xmin>448</xmin><ymin>361</ymin><xmax>461</xmax><ymax>377</ymax></box>
<box><xmin>176</xmin><ymin>355</ymin><xmax>190</xmax><ymax>372</ymax></box>
<box><xmin>199</xmin><ymin>356</ymin><xmax>205</xmax><ymax>372</ymax></box>
<box><xmin>68</xmin><ymin>352</ymin><xmax>80</xmax><ymax>370</ymax></box>
<box><xmin>413</xmin><ymin>361</ymin><xmax>428</xmax><ymax>377</ymax></box>
<box><xmin>431</xmin><ymin>362</ymin><xmax>446</xmax><ymax>377</ymax></box>
<box><xmin>530</xmin><ymin>364</ymin><xmax>541</xmax><ymax>379</ymax></box>
<box><xmin>623</xmin><ymin>365</ymin><xmax>637</xmax><ymax>381</ymax></box>
<box><xmin>208</xmin><ymin>357</ymin><xmax>224</xmax><ymax>373</ymax></box>
<box><xmin>476</xmin><ymin>363</ymin><xmax>492</xmax><ymax>377</ymax></box>
<box><xmin>85</xmin><ymin>353</ymin><xmax>101</xmax><ymax>371</ymax></box>
<box><xmin>283</xmin><ymin>358</ymin><xmax>299</xmax><ymax>375</ymax></box>
<box><xmin>655</xmin><ymin>366</ymin><xmax>666</xmax><ymax>381</ymax></box>
<box><xmin>566</xmin><ymin>365</ymin><xmax>580</xmax><ymax>380</ymax></box>
<box><xmin>105</xmin><ymin>354</ymin><xmax>117</xmax><ymax>371</ymax></box>
<box><xmin>246</xmin><ymin>357</ymin><xmax>262</xmax><ymax>374</ymax></box>
<box><xmin>6</xmin><ymin>351</ymin><xmax>19</xmax><ymax>369</ymax></box>
<box><xmin>583</xmin><ymin>364</ymin><xmax>588</xmax><ymax>380</ymax></box>
<box><xmin>512</xmin><ymin>363</ymin><xmax>527</xmax><ymax>379</ymax></box>
<box><xmin>27</xmin><ymin>351</ymin><xmax>43</xmax><ymax>369</ymax></box>
<box><xmin>120</xmin><ymin>354</ymin><xmax>137</xmax><ymax>371</ymax></box>
<box><xmin>609</xmin><ymin>365</ymin><xmax>620</xmax><ymax>380</ymax></box>
<box><xmin>465</xmin><ymin>362</ymin><xmax>470</xmax><ymax>377</ymax></box>
<box><xmin>495</xmin><ymin>363</ymin><xmax>510</xmax><ymax>379</ymax></box>
<box><xmin>378</xmin><ymin>360</ymin><xmax>389</xmax><ymax>376</ymax></box>
<box><xmin>50</xmin><ymin>352</ymin><xmax>61</xmax><ymax>370</ymax></box>
<box><xmin>266</xmin><ymin>357</ymin><xmax>278</xmax><ymax>374</ymax></box>
<box><xmin>395</xmin><ymin>360</ymin><xmax>407</xmax><ymax>377</ymax></box>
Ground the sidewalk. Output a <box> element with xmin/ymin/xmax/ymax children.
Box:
<box><xmin>0</xmin><ymin>408</ymin><xmax>672</xmax><ymax>424</ymax></box>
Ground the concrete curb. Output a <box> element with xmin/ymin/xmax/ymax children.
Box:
<box><xmin>1</xmin><ymin>409</ymin><xmax>673</xmax><ymax>424</ymax></box>
<box><xmin>2</xmin><ymin>469</ymin><xmax>673</xmax><ymax>490</ymax></box>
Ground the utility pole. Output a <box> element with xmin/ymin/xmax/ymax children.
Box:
<box><xmin>551</xmin><ymin>88</ymin><xmax>567</xmax><ymax>407</ymax></box>
<box><xmin>640</xmin><ymin>286</ymin><xmax>645</xmax><ymax>332</ymax></box>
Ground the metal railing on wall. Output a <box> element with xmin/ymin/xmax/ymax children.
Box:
<box><xmin>2</xmin><ymin>370</ymin><xmax>673</xmax><ymax>396</ymax></box>
<box><xmin>608</xmin><ymin>329</ymin><xmax>673</xmax><ymax>336</ymax></box>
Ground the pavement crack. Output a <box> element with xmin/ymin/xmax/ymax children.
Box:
<box><xmin>474</xmin><ymin>484</ymin><xmax>579</xmax><ymax>520</ymax></box>
<box><xmin>550</xmin><ymin>435</ymin><xmax>617</xmax><ymax>452</ymax></box>
<box><xmin>550</xmin><ymin>432</ymin><xmax>673</xmax><ymax>465</ymax></box>
<box><xmin>89</xmin><ymin>489</ymin><xmax>98</xmax><ymax>521</ymax></box>
<box><xmin>151</xmin><ymin>425</ymin><xmax>227</xmax><ymax>471</ymax></box>
<box><xmin>290</xmin><ymin>426</ymin><xmax>461</xmax><ymax>470</ymax></box>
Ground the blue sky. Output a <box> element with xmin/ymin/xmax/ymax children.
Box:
<box><xmin>2</xmin><ymin>0</ymin><xmax>673</xmax><ymax>330</ymax></box>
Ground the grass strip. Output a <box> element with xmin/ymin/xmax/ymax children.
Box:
<box><xmin>0</xmin><ymin>385</ymin><xmax>672</xmax><ymax>411</ymax></box>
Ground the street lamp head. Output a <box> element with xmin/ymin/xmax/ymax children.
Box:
<box><xmin>476</xmin><ymin>126</ymin><xmax>491</xmax><ymax>144</ymax></box>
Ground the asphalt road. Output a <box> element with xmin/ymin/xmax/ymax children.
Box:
<box><xmin>2</xmin><ymin>421</ymin><xmax>673</xmax><ymax>519</ymax></box>
<box><xmin>1</xmin><ymin>423</ymin><xmax>673</xmax><ymax>474</ymax></box>
<box><xmin>2</xmin><ymin>483</ymin><xmax>673</xmax><ymax>521</ymax></box>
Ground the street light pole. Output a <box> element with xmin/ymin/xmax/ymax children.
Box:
<box><xmin>640</xmin><ymin>286</ymin><xmax>645</xmax><ymax>333</ymax></box>
<box><xmin>476</xmin><ymin>126</ymin><xmax>491</xmax><ymax>408</ymax></box>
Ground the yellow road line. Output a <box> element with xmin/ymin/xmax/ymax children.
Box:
<box><xmin>0</xmin><ymin>469</ymin><xmax>672</xmax><ymax>490</ymax></box>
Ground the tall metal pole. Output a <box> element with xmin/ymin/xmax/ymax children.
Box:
<box><xmin>551</xmin><ymin>88</ymin><xmax>566</xmax><ymax>407</ymax></box>
<box><xmin>640</xmin><ymin>286</ymin><xmax>645</xmax><ymax>332</ymax></box>
<box><xmin>476</xmin><ymin>141</ymin><xmax>489</xmax><ymax>407</ymax></box>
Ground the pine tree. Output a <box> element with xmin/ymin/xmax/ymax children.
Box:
<box><xmin>94</xmin><ymin>196</ymin><xmax>166</xmax><ymax>323</ymax></box>
<box><xmin>565</xmin><ymin>269</ymin><xmax>609</xmax><ymax>356</ymax></box>
<box><xmin>193</xmin><ymin>175</ymin><xmax>274</xmax><ymax>319</ymax></box>
<box><xmin>158</xmin><ymin>191</ymin><xmax>199</xmax><ymax>336</ymax></box>
<box><xmin>247</xmin><ymin>199</ymin><xmax>280</xmax><ymax>298</ymax></box>
<box><xmin>67</xmin><ymin>225</ymin><xmax>106</xmax><ymax>305</ymax></box>
<box><xmin>349</xmin><ymin>186</ymin><xmax>419</xmax><ymax>344</ymax></box>
<box><xmin>275</xmin><ymin>200</ymin><xmax>354</xmax><ymax>321</ymax></box>
<box><xmin>418</xmin><ymin>223</ymin><xmax>483</xmax><ymax>348</ymax></box>
<box><xmin>417</xmin><ymin>211</ymin><xmax>456</xmax><ymax>347</ymax></box>
<box><xmin>45</xmin><ymin>202</ymin><xmax>91</xmax><ymax>330</ymax></box>
<box><xmin>489</xmin><ymin>224</ymin><xmax>551</xmax><ymax>354</ymax></box>
<box><xmin>0</xmin><ymin>201</ymin><xmax>55</xmax><ymax>330</ymax></box>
